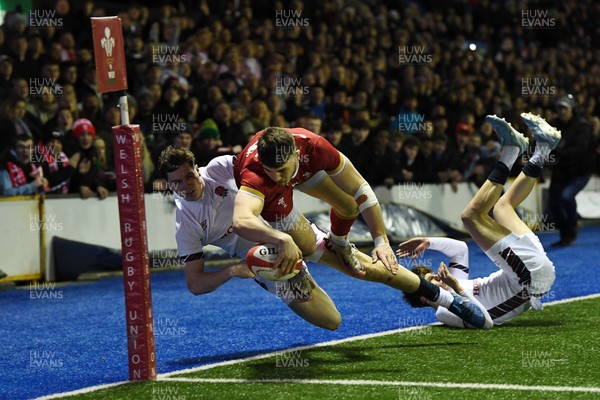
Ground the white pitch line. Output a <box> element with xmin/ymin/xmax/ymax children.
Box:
<box><xmin>34</xmin><ymin>381</ymin><xmax>130</xmax><ymax>400</ymax></box>
<box><xmin>159</xmin><ymin>292</ymin><xmax>600</xmax><ymax>378</ymax></box>
<box><xmin>34</xmin><ymin>292</ymin><xmax>600</xmax><ymax>399</ymax></box>
<box><xmin>160</xmin><ymin>377</ymin><xmax>600</xmax><ymax>393</ymax></box>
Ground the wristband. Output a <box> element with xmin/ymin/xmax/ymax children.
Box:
<box><xmin>374</xmin><ymin>236</ymin><xmax>387</xmax><ymax>247</ymax></box>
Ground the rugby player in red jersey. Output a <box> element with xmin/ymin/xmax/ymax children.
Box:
<box><xmin>232</xmin><ymin>127</ymin><xmax>396</xmax><ymax>276</ymax></box>
<box><xmin>231</xmin><ymin>127</ymin><xmax>487</xmax><ymax>327</ymax></box>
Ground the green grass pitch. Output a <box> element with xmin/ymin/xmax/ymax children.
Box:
<box><xmin>53</xmin><ymin>296</ymin><xmax>600</xmax><ymax>400</ymax></box>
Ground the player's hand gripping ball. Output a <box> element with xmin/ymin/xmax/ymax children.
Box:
<box><xmin>246</xmin><ymin>243</ymin><xmax>302</xmax><ymax>281</ymax></box>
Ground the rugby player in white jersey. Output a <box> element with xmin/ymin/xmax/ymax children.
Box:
<box><xmin>158</xmin><ymin>147</ymin><xmax>488</xmax><ymax>330</ymax></box>
<box><xmin>397</xmin><ymin>113</ymin><xmax>560</xmax><ymax>328</ymax></box>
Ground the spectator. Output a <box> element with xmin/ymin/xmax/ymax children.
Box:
<box><xmin>548</xmin><ymin>95</ymin><xmax>596</xmax><ymax>247</ymax></box>
<box><xmin>132</xmin><ymin>89</ymin><xmax>157</xmax><ymax>148</ymax></box>
<box><xmin>93</xmin><ymin>137</ymin><xmax>116</xmax><ymax>192</ymax></box>
<box><xmin>339</xmin><ymin>118</ymin><xmax>372</xmax><ymax>176</ymax></box>
<box><xmin>212</xmin><ymin>101</ymin><xmax>246</xmax><ymax>148</ymax></box>
<box><xmin>37</xmin><ymin>129</ymin><xmax>76</xmax><ymax>194</ymax></box>
<box><xmin>452</xmin><ymin>123</ymin><xmax>474</xmax><ymax>177</ymax></box>
<box><xmin>303</xmin><ymin>114</ymin><xmax>322</xmax><ymax>135</ymax></box>
<box><xmin>68</xmin><ymin>118</ymin><xmax>109</xmax><ymax>200</ymax></box>
<box><xmin>0</xmin><ymin>134</ymin><xmax>47</xmax><ymax>196</ymax></box>
<box><xmin>307</xmin><ymin>85</ymin><xmax>327</xmax><ymax>121</ymax></box>
<box><xmin>429</xmin><ymin>133</ymin><xmax>462</xmax><ymax>190</ymax></box>
<box><xmin>0</xmin><ymin>55</ymin><xmax>14</xmax><ymax>99</ymax></box>
<box><xmin>323</xmin><ymin>120</ymin><xmax>344</xmax><ymax>149</ymax></box>
<box><xmin>0</xmin><ymin>96</ymin><xmax>37</xmax><ymax>154</ymax></box>
<box><xmin>192</xmin><ymin>119</ymin><xmax>222</xmax><ymax>167</ymax></box>
<box><xmin>383</xmin><ymin>132</ymin><xmax>405</xmax><ymax>187</ymax></box>
<box><xmin>365</xmin><ymin>129</ymin><xmax>393</xmax><ymax>185</ymax></box>
<box><xmin>389</xmin><ymin>136</ymin><xmax>431</xmax><ymax>184</ymax></box>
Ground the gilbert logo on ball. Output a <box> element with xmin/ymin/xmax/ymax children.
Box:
<box><xmin>246</xmin><ymin>243</ymin><xmax>302</xmax><ymax>281</ymax></box>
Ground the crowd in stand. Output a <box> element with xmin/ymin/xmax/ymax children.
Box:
<box><xmin>0</xmin><ymin>0</ymin><xmax>599</xmax><ymax>199</ymax></box>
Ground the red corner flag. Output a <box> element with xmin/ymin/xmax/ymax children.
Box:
<box><xmin>91</xmin><ymin>17</ymin><xmax>128</xmax><ymax>93</ymax></box>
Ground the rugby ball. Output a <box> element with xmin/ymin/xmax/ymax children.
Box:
<box><xmin>246</xmin><ymin>243</ymin><xmax>302</xmax><ymax>281</ymax></box>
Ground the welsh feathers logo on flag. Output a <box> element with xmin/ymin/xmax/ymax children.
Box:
<box><xmin>91</xmin><ymin>17</ymin><xmax>128</xmax><ymax>93</ymax></box>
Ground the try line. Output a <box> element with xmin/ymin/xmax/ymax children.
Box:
<box><xmin>161</xmin><ymin>377</ymin><xmax>600</xmax><ymax>394</ymax></box>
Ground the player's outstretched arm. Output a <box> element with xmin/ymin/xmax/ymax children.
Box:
<box><xmin>183</xmin><ymin>258</ymin><xmax>254</xmax><ymax>295</ymax></box>
<box><xmin>232</xmin><ymin>187</ymin><xmax>303</xmax><ymax>276</ymax></box>
<box><xmin>329</xmin><ymin>157</ymin><xmax>397</xmax><ymax>271</ymax></box>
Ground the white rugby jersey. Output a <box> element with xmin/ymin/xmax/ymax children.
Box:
<box><xmin>426</xmin><ymin>237</ymin><xmax>531</xmax><ymax>327</ymax></box>
<box><xmin>175</xmin><ymin>155</ymin><xmax>255</xmax><ymax>262</ymax></box>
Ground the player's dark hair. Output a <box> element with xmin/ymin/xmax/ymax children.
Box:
<box><xmin>257</xmin><ymin>127</ymin><xmax>296</xmax><ymax>168</ymax></box>
<box><xmin>403</xmin><ymin>265</ymin><xmax>434</xmax><ymax>308</ymax></box>
<box><xmin>158</xmin><ymin>145</ymin><xmax>195</xmax><ymax>178</ymax></box>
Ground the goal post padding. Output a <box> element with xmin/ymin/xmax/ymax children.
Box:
<box><xmin>113</xmin><ymin>124</ymin><xmax>156</xmax><ymax>380</ymax></box>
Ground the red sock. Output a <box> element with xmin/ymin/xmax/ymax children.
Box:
<box><xmin>330</xmin><ymin>208</ymin><xmax>357</xmax><ymax>237</ymax></box>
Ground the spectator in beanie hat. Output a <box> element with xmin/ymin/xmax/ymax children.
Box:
<box><xmin>193</xmin><ymin>118</ymin><xmax>221</xmax><ymax>167</ymax></box>
<box><xmin>192</xmin><ymin>118</ymin><xmax>241</xmax><ymax>167</ymax></box>
<box><xmin>68</xmin><ymin>118</ymin><xmax>109</xmax><ymax>199</ymax></box>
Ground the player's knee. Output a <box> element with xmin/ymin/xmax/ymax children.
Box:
<box><xmin>492</xmin><ymin>198</ymin><xmax>510</xmax><ymax>219</ymax></box>
<box><xmin>337</xmin><ymin>203</ymin><xmax>359</xmax><ymax>218</ymax></box>
<box><xmin>298</xmin><ymin>239</ymin><xmax>317</xmax><ymax>257</ymax></box>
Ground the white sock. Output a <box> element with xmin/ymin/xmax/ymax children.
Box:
<box><xmin>529</xmin><ymin>142</ymin><xmax>551</xmax><ymax>166</ymax></box>
<box><xmin>499</xmin><ymin>145</ymin><xmax>521</xmax><ymax>170</ymax></box>
<box><xmin>330</xmin><ymin>233</ymin><xmax>349</xmax><ymax>246</ymax></box>
<box><xmin>434</xmin><ymin>288</ymin><xmax>455</xmax><ymax>308</ymax></box>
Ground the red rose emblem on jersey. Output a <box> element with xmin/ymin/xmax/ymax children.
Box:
<box><xmin>215</xmin><ymin>186</ymin><xmax>228</xmax><ymax>198</ymax></box>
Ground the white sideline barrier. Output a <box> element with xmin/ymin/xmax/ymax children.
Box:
<box><xmin>576</xmin><ymin>176</ymin><xmax>600</xmax><ymax>219</ymax></box>
<box><xmin>0</xmin><ymin>196</ymin><xmax>41</xmax><ymax>279</ymax></box>
<box><xmin>295</xmin><ymin>180</ymin><xmax>544</xmax><ymax>230</ymax></box>
<box><xmin>0</xmin><ymin>177</ymin><xmax>598</xmax><ymax>282</ymax></box>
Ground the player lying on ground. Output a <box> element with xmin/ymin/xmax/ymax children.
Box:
<box><xmin>397</xmin><ymin>113</ymin><xmax>559</xmax><ymax>328</ymax></box>
<box><xmin>233</xmin><ymin>127</ymin><xmax>398</xmax><ymax>277</ymax></box>
<box><xmin>158</xmin><ymin>148</ymin><xmax>487</xmax><ymax>329</ymax></box>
